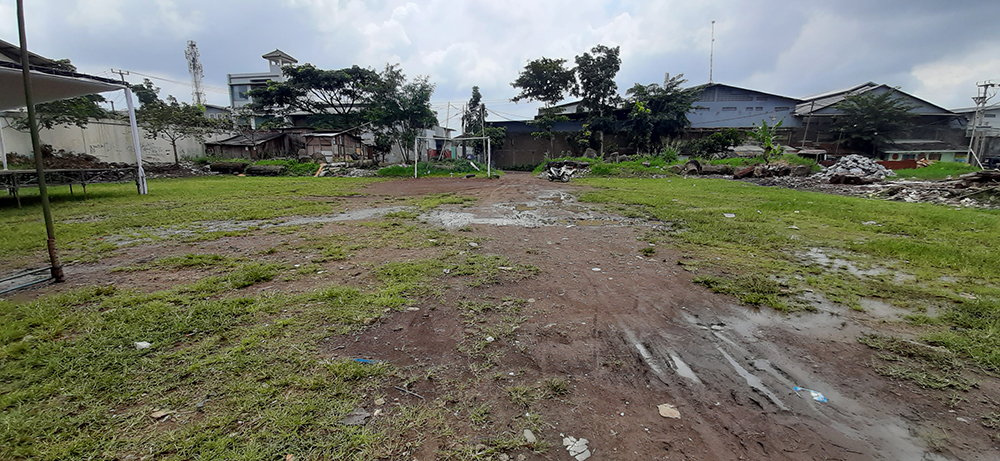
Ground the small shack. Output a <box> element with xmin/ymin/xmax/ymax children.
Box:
<box><xmin>303</xmin><ymin>132</ymin><xmax>371</xmax><ymax>162</ymax></box>
<box><xmin>205</xmin><ymin>132</ymin><xmax>287</xmax><ymax>159</ymax></box>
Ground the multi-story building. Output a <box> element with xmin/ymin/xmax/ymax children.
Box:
<box><xmin>227</xmin><ymin>49</ymin><xmax>297</xmax><ymax>108</ymax></box>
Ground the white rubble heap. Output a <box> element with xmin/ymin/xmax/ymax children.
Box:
<box><xmin>815</xmin><ymin>154</ymin><xmax>897</xmax><ymax>181</ymax></box>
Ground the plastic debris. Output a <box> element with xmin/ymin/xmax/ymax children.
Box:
<box><xmin>134</xmin><ymin>341</ymin><xmax>152</xmax><ymax>350</ymax></box>
<box><xmin>523</xmin><ymin>428</ymin><xmax>536</xmax><ymax>444</ymax></box>
<box><xmin>794</xmin><ymin>387</ymin><xmax>828</xmax><ymax>403</ymax></box>
<box><xmin>563</xmin><ymin>436</ymin><xmax>591</xmax><ymax>461</ymax></box>
<box><xmin>723</xmin><ymin>213</ymin><xmax>736</xmax><ymax>218</ymax></box>
<box><xmin>353</xmin><ymin>358</ymin><xmax>380</xmax><ymax>364</ymax></box>
<box><xmin>591</xmin><ymin>268</ymin><xmax>601</xmax><ymax>272</ymax></box>
<box><xmin>657</xmin><ymin>403</ymin><xmax>681</xmax><ymax>418</ymax></box>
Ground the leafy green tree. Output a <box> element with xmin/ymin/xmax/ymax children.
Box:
<box><xmin>461</xmin><ymin>86</ymin><xmax>506</xmax><ymax>160</ymax></box>
<box><xmin>132</xmin><ymin>79</ymin><xmax>215</xmax><ymax>164</ymax></box>
<box><xmin>511</xmin><ymin>57</ymin><xmax>576</xmax><ymax>107</ymax></box>
<box><xmin>623</xmin><ymin>73</ymin><xmax>700</xmax><ymax>153</ymax></box>
<box><xmin>366</xmin><ymin>64</ymin><xmax>438</xmax><ymax>163</ymax></box>
<box><xmin>573</xmin><ymin>44</ymin><xmax>621</xmax><ymax>155</ymax></box>
<box><xmin>248</xmin><ymin>64</ymin><xmax>380</xmax><ymax>130</ymax></box>
<box><xmin>511</xmin><ymin>58</ymin><xmax>576</xmax><ymax>155</ymax></box>
<box><xmin>832</xmin><ymin>91</ymin><xmax>915</xmax><ymax>154</ymax></box>
<box><xmin>11</xmin><ymin>94</ymin><xmax>108</xmax><ymax>131</ymax></box>
<box><xmin>9</xmin><ymin>59</ymin><xmax>108</xmax><ymax>131</ymax></box>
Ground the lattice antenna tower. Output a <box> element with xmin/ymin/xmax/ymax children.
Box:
<box><xmin>185</xmin><ymin>40</ymin><xmax>205</xmax><ymax>106</ymax></box>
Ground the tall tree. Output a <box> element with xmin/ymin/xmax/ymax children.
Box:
<box><xmin>367</xmin><ymin>64</ymin><xmax>438</xmax><ymax>163</ymax></box>
<box><xmin>832</xmin><ymin>91</ymin><xmax>915</xmax><ymax>155</ymax></box>
<box><xmin>623</xmin><ymin>73</ymin><xmax>701</xmax><ymax>154</ymax></box>
<box><xmin>573</xmin><ymin>44</ymin><xmax>621</xmax><ymax>155</ymax></box>
<box><xmin>248</xmin><ymin>64</ymin><xmax>380</xmax><ymax>130</ymax></box>
<box><xmin>132</xmin><ymin>79</ymin><xmax>215</xmax><ymax>164</ymax></box>
<box><xmin>461</xmin><ymin>86</ymin><xmax>506</xmax><ymax>160</ymax></box>
<box><xmin>511</xmin><ymin>58</ymin><xmax>576</xmax><ymax>155</ymax></box>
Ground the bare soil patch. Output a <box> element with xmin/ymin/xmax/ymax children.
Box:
<box><xmin>8</xmin><ymin>171</ymin><xmax>1000</xmax><ymax>460</ymax></box>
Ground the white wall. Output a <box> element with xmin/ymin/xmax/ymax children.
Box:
<box><xmin>1</xmin><ymin>113</ymin><xmax>225</xmax><ymax>164</ymax></box>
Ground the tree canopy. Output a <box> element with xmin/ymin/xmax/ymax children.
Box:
<box><xmin>832</xmin><ymin>90</ymin><xmax>916</xmax><ymax>153</ymax></box>
<box><xmin>462</xmin><ymin>86</ymin><xmax>505</xmax><ymax>160</ymax></box>
<box><xmin>366</xmin><ymin>64</ymin><xmax>438</xmax><ymax>163</ymax></box>
<box><xmin>9</xmin><ymin>58</ymin><xmax>108</xmax><ymax>131</ymax></box>
<box><xmin>248</xmin><ymin>64</ymin><xmax>380</xmax><ymax>130</ymax></box>
<box><xmin>510</xmin><ymin>57</ymin><xmax>576</xmax><ymax>107</ymax></box>
<box><xmin>573</xmin><ymin>45</ymin><xmax>621</xmax><ymax>118</ymax></box>
<box><xmin>132</xmin><ymin>79</ymin><xmax>217</xmax><ymax>164</ymax></box>
<box><xmin>622</xmin><ymin>73</ymin><xmax>701</xmax><ymax>154</ymax></box>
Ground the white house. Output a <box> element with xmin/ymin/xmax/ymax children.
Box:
<box><xmin>227</xmin><ymin>49</ymin><xmax>297</xmax><ymax>108</ymax></box>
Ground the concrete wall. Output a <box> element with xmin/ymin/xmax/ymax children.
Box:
<box><xmin>1</xmin><ymin>113</ymin><xmax>222</xmax><ymax>164</ymax></box>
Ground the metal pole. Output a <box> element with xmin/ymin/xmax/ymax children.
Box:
<box><xmin>17</xmin><ymin>0</ymin><xmax>63</xmax><ymax>282</ymax></box>
<box><xmin>0</xmin><ymin>117</ymin><xmax>8</xmax><ymax>170</ymax></box>
<box><xmin>124</xmin><ymin>87</ymin><xmax>147</xmax><ymax>193</ymax></box>
<box><xmin>487</xmin><ymin>137</ymin><xmax>491</xmax><ymax>178</ymax></box>
<box><xmin>413</xmin><ymin>137</ymin><xmax>418</xmax><ymax>178</ymax></box>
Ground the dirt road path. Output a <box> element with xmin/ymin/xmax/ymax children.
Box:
<box><xmin>358</xmin><ymin>172</ymin><xmax>987</xmax><ymax>460</ymax></box>
<box><xmin>22</xmin><ymin>172</ymin><xmax>997</xmax><ymax>460</ymax></box>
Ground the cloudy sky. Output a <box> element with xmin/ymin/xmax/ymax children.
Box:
<box><xmin>2</xmin><ymin>0</ymin><xmax>998</xmax><ymax>128</ymax></box>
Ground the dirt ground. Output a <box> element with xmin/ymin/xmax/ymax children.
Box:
<box><xmin>11</xmin><ymin>172</ymin><xmax>1000</xmax><ymax>460</ymax></box>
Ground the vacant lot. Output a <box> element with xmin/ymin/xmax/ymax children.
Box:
<box><xmin>2</xmin><ymin>172</ymin><xmax>999</xmax><ymax>460</ymax></box>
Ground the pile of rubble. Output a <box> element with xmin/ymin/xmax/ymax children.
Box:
<box><xmin>814</xmin><ymin>154</ymin><xmax>896</xmax><ymax>184</ymax></box>
<box><xmin>873</xmin><ymin>170</ymin><xmax>1000</xmax><ymax>208</ymax></box>
<box><xmin>145</xmin><ymin>161</ymin><xmax>211</xmax><ymax>178</ymax></box>
<box><xmin>316</xmin><ymin>162</ymin><xmax>377</xmax><ymax>178</ymax></box>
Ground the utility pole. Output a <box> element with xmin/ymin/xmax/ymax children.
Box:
<box><xmin>17</xmin><ymin>0</ymin><xmax>63</xmax><ymax>282</ymax></box>
<box><xmin>110</xmin><ymin>68</ymin><xmax>130</xmax><ymax>84</ymax></box>
<box><xmin>968</xmin><ymin>81</ymin><xmax>997</xmax><ymax>169</ymax></box>
<box><xmin>709</xmin><ymin>20</ymin><xmax>716</xmax><ymax>84</ymax></box>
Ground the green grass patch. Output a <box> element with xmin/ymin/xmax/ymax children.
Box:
<box><xmin>0</xmin><ymin>176</ymin><xmax>377</xmax><ymax>263</ymax></box>
<box><xmin>859</xmin><ymin>334</ymin><xmax>975</xmax><ymax>390</ymax></box>
<box><xmin>579</xmin><ymin>175</ymin><xmax>1000</xmax><ymax>370</ymax></box>
<box><xmin>114</xmin><ymin>253</ymin><xmax>238</xmax><ymax>272</ymax></box>
<box><xmin>408</xmin><ymin>193</ymin><xmax>478</xmax><ymax>211</ymax></box>
<box><xmin>252</xmin><ymin>159</ymin><xmax>323</xmax><ymax>176</ymax></box>
<box><xmin>894</xmin><ymin>162</ymin><xmax>980</xmax><ymax>180</ymax></box>
<box><xmin>0</xmin><ymin>254</ymin><xmax>461</xmax><ymax>458</ymax></box>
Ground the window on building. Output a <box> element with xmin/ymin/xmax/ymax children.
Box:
<box><xmin>774</xmin><ymin>106</ymin><xmax>789</xmax><ymax>112</ymax></box>
<box><xmin>757</xmin><ymin>96</ymin><xmax>768</xmax><ymax>101</ymax></box>
<box><xmin>746</xmin><ymin>107</ymin><xmax>754</xmax><ymax>112</ymax></box>
<box><xmin>231</xmin><ymin>85</ymin><xmax>251</xmax><ymax>101</ymax></box>
<box><xmin>755</xmin><ymin>107</ymin><xmax>763</xmax><ymax>111</ymax></box>
<box><xmin>722</xmin><ymin>107</ymin><xmax>737</xmax><ymax>111</ymax></box>
<box><xmin>986</xmin><ymin>114</ymin><xmax>997</xmax><ymax>118</ymax></box>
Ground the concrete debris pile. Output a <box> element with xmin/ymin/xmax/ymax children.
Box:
<box><xmin>316</xmin><ymin>162</ymin><xmax>377</xmax><ymax>178</ymax></box>
<box><xmin>145</xmin><ymin>161</ymin><xmax>211</xmax><ymax>178</ymax></box>
<box><xmin>815</xmin><ymin>154</ymin><xmax>896</xmax><ymax>184</ymax></box>
<box><xmin>733</xmin><ymin>163</ymin><xmax>811</xmax><ymax>179</ymax></box>
<box><xmin>872</xmin><ymin>170</ymin><xmax>1000</xmax><ymax>208</ymax></box>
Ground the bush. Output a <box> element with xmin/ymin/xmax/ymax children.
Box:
<box><xmin>684</xmin><ymin>129</ymin><xmax>746</xmax><ymax>158</ymax></box>
<box><xmin>253</xmin><ymin>159</ymin><xmax>321</xmax><ymax>176</ymax></box>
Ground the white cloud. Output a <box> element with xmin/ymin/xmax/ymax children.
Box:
<box><xmin>67</xmin><ymin>0</ymin><xmax>126</xmax><ymax>30</ymax></box>
<box><xmin>910</xmin><ymin>42</ymin><xmax>1000</xmax><ymax>109</ymax></box>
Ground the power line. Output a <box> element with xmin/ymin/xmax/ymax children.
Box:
<box><xmin>120</xmin><ymin>69</ymin><xmax>229</xmax><ymax>93</ymax></box>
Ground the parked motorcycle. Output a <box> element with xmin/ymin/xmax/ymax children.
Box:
<box><xmin>545</xmin><ymin>161</ymin><xmax>580</xmax><ymax>182</ymax></box>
